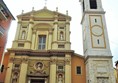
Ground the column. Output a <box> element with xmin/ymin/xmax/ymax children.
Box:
<box><xmin>18</xmin><ymin>57</ymin><xmax>28</xmax><ymax>83</ymax></box>
<box><xmin>31</xmin><ymin>30</ymin><xmax>36</xmax><ymax>49</ymax></box>
<box><xmin>5</xmin><ymin>53</ymin><xmax>15</xmax><ymax>83</ymax></box>
<box><xmin>15</xmin><ymin>21</ymin><xmax>21</xmax><ymax>40</ymax></box>
<box><xmin>49</xmin><ymin>57</ymin><xmax>57</xmax><ymax>83</ymax></box>
<box><xmin>65</xmin><ymin>54</ymin><xmax>71</xmax><ymax>83</ymax></box>
<box><xmin>48</xmin><ymin>29</ymin><xmax>52</xmax><ymax>49</ymax></box>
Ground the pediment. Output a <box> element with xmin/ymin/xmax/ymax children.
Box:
<box><xmin>33</xmin><ymin>9</ymin><xmax>54</xmax><ymax>18</ymax></box>
<box><xmin>17</xmin><ymin>8</ymin><xmax>71</xmax><ymax>19</ymax></box>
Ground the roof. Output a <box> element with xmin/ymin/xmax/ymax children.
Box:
<box><xmin>0</xmin><ymin>0</ymin><xmax>15</xmax><ymax>20</ymax></box>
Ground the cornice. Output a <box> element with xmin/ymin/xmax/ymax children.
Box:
<box><xmin>7</xmin><ymin>49</ymin><xmax>74</xmax><ymax>57</ymax></box>
<box><xmin>85</xmin><ymin>55</ymin><xmax>113</xmax><ymax>61</ymax></box>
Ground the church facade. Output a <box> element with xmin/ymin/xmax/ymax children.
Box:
<box><xmin>4</xmin><ymin>7</ymin><xmax>86</xmax><ymax>83</ymax></box>
<box><xmin>4</xmin><ymin>0</ymin><xmax>115</xmax><ymax>83</ymax></box>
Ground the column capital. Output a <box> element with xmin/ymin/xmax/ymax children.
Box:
<box><xmin>50</xmin><ymin>57</ymin><xmax>57</xmax><ymax>64</ymax></box>
<box><xmin>53</xmin><ymin>22</ymin><xmax>58</xmax><ymax>25</ymax></box>
<box><xmin>9</xmin><ymin>57</ymin><xmax>15</xmax><ymax>62</ymax></box>
<box><xmin>21</xmin><ymin>57</ymin><xmax>28</xmax><ymax>63</ymax></box>
<box><xmin>65</xmin><ymin>22</ymin><xmax>70</xmax><ymax>25</ymax></box>
<box><xmin>18</xmin><ymin>21</ymin><xmax>22</xmax><ymax>24</ymax></box>
<box><xmin>32</xmin><ymin>30</ymin><xmax>36</xmax><ymax>33</ymax></box>
<box><xmin>29</xmin><ymin>21</ymin><xmax>34</xmax><ymax>24</ymax></box>
<box><xmin>65</xmin><ymin>57</ymin><xmax>71</xmax><ymax>65</ymax></box>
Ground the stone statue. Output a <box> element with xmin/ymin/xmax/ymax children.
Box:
<box><xmin>58</xmin><ymin>74</ymin><xmax>63</xmax><ymax>83</ymax></box>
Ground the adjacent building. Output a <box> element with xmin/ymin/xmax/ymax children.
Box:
<box><xmin>0</xmin><ymin>0</ymin><xmax>15</xmax><ymax>82</ymax></box>
<box><xmin>4</xmin><ymin>0</ymin><xmax>115</xmax><ymax>83</ymax></box>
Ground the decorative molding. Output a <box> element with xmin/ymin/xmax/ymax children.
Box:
<box><xmin>89</xmin><ymin>15</ymin><xmax>106</xmax><ymax>48</ymax></box>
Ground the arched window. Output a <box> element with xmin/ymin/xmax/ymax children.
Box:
<box><xmin>21</xmin><ymin>31</ymin><xmax>26</xmax><ymax>39</ymax></box>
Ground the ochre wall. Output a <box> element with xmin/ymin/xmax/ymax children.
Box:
<box><xmin>71</xmin><ymin>55</ymin><xmax>86</xmax><ymax>83</ymax></box>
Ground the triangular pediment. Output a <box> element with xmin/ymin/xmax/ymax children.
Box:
<box><xmin>17</xmin><ymin>8</ymin><xmax>71</xmax><ymax>19</ymax></box>
<box><xmin>33</xmin><ymin>8</ymin><xmax>54</xmax><ymax>18</ymax></box>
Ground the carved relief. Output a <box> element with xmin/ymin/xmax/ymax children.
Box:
<box><xmin>28</xmin><ymin>60</ymin><xmax>50</xmax><ymax>76</ymax></box>
<box><xmin>93</xmin><ymin>60</ymin><xmax>109</xmax><ymax>77</ymax></box>
<box><xmin>34</xmin><ymin>62</ymin><xmax>44</xmax><ymax>70</ymax></box>
<box><xmin>97</xmin><ymin>77</ymin><xmax>109</xmax><ymax>83</ymax></box>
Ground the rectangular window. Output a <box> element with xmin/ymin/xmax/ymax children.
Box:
<box><xmin>18</xmin><ymin>43</ymin><xmax>24</xmax><ymax>47</ymax></box>
<box><xmin>22</xmin><ymin>26</ymin><xmax>27</xmax><ymax>28</ymax></box>
<box><xmin>38</xmin><ymin>35</ymin><xmax>46</xmax><ymax>50</ymax></box>
<box><xmin>58</xmin><ymin>45</ymin><xmax>65</xmax><ymax>48</ymax></box>
<box><xmin>14</xmin><ymin>64</ymin><xmax>20</xmax><ymax>69</ymax></box>
<box><xmin>57</xmin><ymin>66</ymin><xmax>64</xmax><ymax>71</ymax></box>
<box><xmin>76</xmin><ymin>66</ymin><xmax>81</xmax><ymax>74</ymax></box>
<box><xmin>90</xmin><ymin>0</ymin><xmax>97</xmax><ymax>9</ymax></box>
<box><xmin>59</xmin><ymin>27</ymin><xmax>64</xmax><ymax>29</ymax></box>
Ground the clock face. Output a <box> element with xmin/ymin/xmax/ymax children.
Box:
<box><xmin>91</xmin><ymin>26</ymin><xmax>103</xmax><ymax>36</ymax></box>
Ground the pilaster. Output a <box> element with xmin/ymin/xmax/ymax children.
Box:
<box><xmin>65</xmin><ymin>19</ymin><xmax>70</xmax><ymax>42</ymax></box>
<box><xmin>52</xmin><ymin>14</ymin><xmax>58</xmax><ymax>49</ymax></box>
<box><xmin>4</xmin><ymin>53</ymin><xmax>15</xmax><ymax>83</ymax></box>
<box><xmin>48</xmin><ymin>29</ymin><xmax>53</xmax><ymax>49</ymax></box>
<box><xmin>31</xmin><ymin>30</ymin><xmax>36</xmax><ymax>50</ymax></box>
<box><xmin>49</xmin><ymin>56</ymin><xmax>57</xmax><ymax>83</ymax></box>
<box><xmin>15</xmin><ymin>20</ymin><xmax>21</xmax><ymax>40</ymax></box>
<box><xmin>65</xmin><ymin>54</ymin><xmax>71</xmax><ymax>83</ymax></box>
<box><xmin>65</xmin><ymin>19</ymin><xmax>71</xmax><ymax>50</ymax></box>
<box><xmin>18</xmin><ymin>57</ymin><xmax>28</xmax><ymax>83</ymax></box>
<box><xmin>25</xmin><ymin>18</ymin><xmax>34</xmax><ymax>49</ymax></box>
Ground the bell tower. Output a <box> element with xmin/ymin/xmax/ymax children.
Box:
<box><xmin>79</xmin><ymin>0</ymin><xmax>116</xmax><ymax>83</ymax></box>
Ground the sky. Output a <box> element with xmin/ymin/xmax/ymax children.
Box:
<box><xmin>3</xmin><ymin>0</ymin><xmax>118</xmax><ymax>66</ymax></box>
